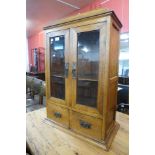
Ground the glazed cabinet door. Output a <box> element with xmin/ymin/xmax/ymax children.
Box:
<box><xmin>46</xmin><ymin>30</ymin><xmax>70</xmax><ymax>106</ymax></box>
<box><xmin>70</xmin><ymin>22</ymin><xmax>107</xmax><ymax>117</ymax></box>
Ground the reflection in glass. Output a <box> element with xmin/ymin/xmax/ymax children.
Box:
<box><xmin>77</xmin><ymin>30</ymin><xmax>99</xmax><ymax>80</ymax></box>
<box><xmin>50</xmin><ymin>36</ymin><xmax>65</xmax><ymax>99</ymax></box>
<box><xmin>77</xmin><ymin>30</ymin><xmax>100</xmax><ymax>107</ymax></box>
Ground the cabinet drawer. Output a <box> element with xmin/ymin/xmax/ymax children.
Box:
<box><xmin>70</xmin><ymin>111</ymin><xmax>102</xmax><ymax>140</ymax></box>
<box><xmin>47</xmin><ymin>103</ymin><xmax>69</xmax><ymax>128</ymax></box>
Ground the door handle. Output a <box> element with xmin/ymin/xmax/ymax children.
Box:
<box><xmin>54</xmin><ymin>112</ymin><xmax>62</xmax><ymax>118</ymax></box>
<box><xmin>80</xmin><ymin>120</ymin><xmax>91</xmax><ymax>129</ymax></box>
<box><xmin>65</xmin><ymin>62</ymin><xmax>69</xmax><ymax>78</ymax></box>
<box><xmin>72</xmin><ymin>63</ymin><xmax>76</xmax><ymax>79</ymax></box>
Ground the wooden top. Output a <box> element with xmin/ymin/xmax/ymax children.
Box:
<box><xmin>43</xmin><ymin>8</ymin><xmax>122</xmax><ymax>30</ymax></box>
<box><xmin>26</xmin><ymin>108</ymin><xmax>128</xmax><ymax>155</ymax></box>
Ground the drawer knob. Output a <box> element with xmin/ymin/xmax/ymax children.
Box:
<box><xmin>80</xmin><ymin>120</ymin><xmax>91</xmax><ymax>129</ymax></box>
<box><xmin>54</xmin><ymin>112</ymin><xmax>62</xmax><ymax>118</ymax></box>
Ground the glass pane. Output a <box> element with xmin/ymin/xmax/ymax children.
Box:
<box><xmin>77</xmin><ymin>30</ymin><xmax>99</xmax><ymax>80</ymax></box>
<box><xmin>77</xmin><ymin>80</ymin><xmax>98</xmax><ymax>108</ymax></box>
<box><xmin>51</xmin><ymin>76</ymin><xmax>65</xmax><ymax>99</ymax></box>
<box><xmin>77</xmin><ymin>30</ymin><xmax>100</xmax><ymax>107</ymax></box>
<box><xmin>50</xmin><ymin>35</ymin><xmax>65</xmax><ymax>99</ymax></box>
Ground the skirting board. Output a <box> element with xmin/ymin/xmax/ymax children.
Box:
<box><xmin>43</xmin><ymin>118</ymin><xmax>120</xmax><ymax>151</ymax></box>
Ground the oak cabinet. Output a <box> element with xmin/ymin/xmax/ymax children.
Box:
<box><xmin>44</xmin><ymin>9</ymin><xmax>122</xmax><ymax>150</ymax></box>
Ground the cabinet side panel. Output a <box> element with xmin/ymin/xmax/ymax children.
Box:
<box><xmin>106</xmin><ymin>77</ymin><xmax>118</xmax><ymax>135</ymax></box>
<box><xmin>106</xmin><ymin>21</ymin><xmax>120</xmax><ymax>137</ymax></box>
<box><xmin>109</xmin><ymin>23</ymin><xmax>120</xmax><ymax>78</ymax></box>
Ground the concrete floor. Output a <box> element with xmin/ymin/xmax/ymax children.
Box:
<box><xmin>26</xmin><ymin>95</ymin><xmax>46</xmax><ymax>113</ymax></box>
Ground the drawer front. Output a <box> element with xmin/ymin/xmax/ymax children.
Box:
<box><xmin>70</xmin><ymin>111</ymin><xmax>102</xmax><ymax>140</ymax></box>
<box><xmin>47</xmin><ymin>103</ymin><xmax>69</xmax><ymax>128</ymax></box>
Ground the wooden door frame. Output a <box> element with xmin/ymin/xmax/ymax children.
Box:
<box><xmin>45</xmin><ymin>29</ymin><xmax>70</xmax><ymax>106</ymax></box>
<box><xmin>70</xmin><ymin>22</ymin><xmax>107</xmax><ymax>118</ymax></box>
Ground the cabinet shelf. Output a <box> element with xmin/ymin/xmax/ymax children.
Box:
<box><xmin>77</xmin><ymin>78</ymin><xmax>98</xmax><ymax>82</ymax></box>
<box><xmin>78</xmin><ymin>77</ymin><xmax>98</xmax><ymax>82</ymax></box>
<box><xmin>51</xmin><ymin>75</ymin><xmax>64</xmax><ymax>78</ymax></box>
<box><xmin>51</xmin><ymin>75</ymin><xmax>98</xmax><ymax>81</ymax></box>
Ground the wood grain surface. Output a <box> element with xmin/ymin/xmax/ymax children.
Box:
<box><xmin>27</xmin><ymin>108</ymin><xmax>129</xmax><ymax>155</ymax></box>
<box><xmin>45</xmin><ymin>9</ymin><xmax>122</xmax><ymax>143</ymax></box>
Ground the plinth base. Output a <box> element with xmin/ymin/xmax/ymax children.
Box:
<box><xmin>43</xmin><ymin>118</ymin><xmax>120</xmax><ymax>151</ymax></box>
